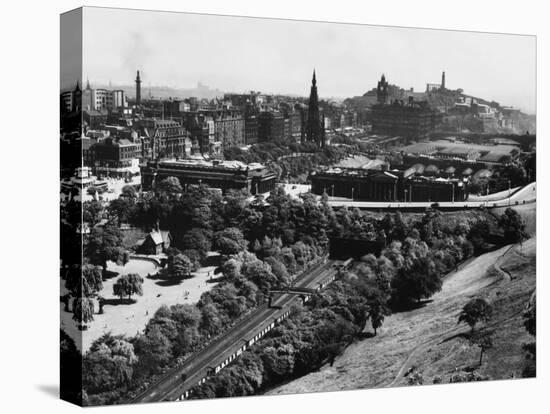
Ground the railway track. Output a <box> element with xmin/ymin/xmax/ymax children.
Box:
<box><xmin>129</xmin><ymin>258</ymin><xmax>339</xmax><ymax>403</ymax></box>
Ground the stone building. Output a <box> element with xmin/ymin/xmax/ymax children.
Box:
<box><xmin>371</xmin><ymin>74</ymin><xmax>441</xmax><ymax>140</ymax></box>
<box><xmin>140</xmin><ymin>159</ymin><xmax>277</xmax><ymax>195</ymax></box>
<box><xmin>138</xmin><ymin>119</ymin><xmax>190</xmax><ymax>160</ymax></box>
<box><xmin>258</xmin><ymin>111</ymin><xmax>285</xmax><ymax>142</ymax></box>
<box><xmin>310</xmin><ymin>166</ymin><xmax>467</xmax><ymax>203</ymax></box>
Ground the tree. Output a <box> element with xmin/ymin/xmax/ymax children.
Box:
<box><xmin>199</xmin><ymin>303</ymin><xmax>223</xmax><ymax>337</ymax></box>
<box><xmin>458</xmin><ymin>298</ymin><xmax>492</xmax><ymax>336</ymax></box>
<box><xmin>264</xmin><ymin>256</ymin><xmax>291</xmax><ymax>287</ymax></box>
<box><xmin>498</xmin><ymin>207</ymin><xmax>526</xmax><ymax>243</ymax></box>
<box><xmin>214</xmin><ymin>227</ymin><xmax>248</xmax><ymax>255</ymax></box>
<box><xmin>391</xmin><ymin>257</ymin><xmax>442</xmax><ymax>306</ymax></box>
<box><xmin>65</xmin><ymin>264</ymin><xmax>103</xmax><ymax>298</ymax></box>
<box><xmin>73</xmin><ymin>297</ymin><xmax>95</xmax><ymax>329</ymax></box>
<box><xmin>198</xmin><ymin>284</ymin><xmax>248</xmax><ymax>322</ymax></box>
<box><xmin>113</xmin><ymin>273</ymin><xmax>144</xmax><ymax>301</ymax></box>
<box><xmin>134</xmin><ymin>325</ymin><xmax>172</xmax><ymax>374</ymax></box>
<box><xmin>108</xmin><ymin>198</ymin><xmax>133</xmax><ymax>225</ymax></box>
<box><xmin>241</xmin><ymin>258</ymin><xmax>278</xmax><ymax>294</ymax></box>
<box><xmin>182</xmin><ymin>249</ymin><xmax>202</xmax><ymax>272</ymax></box>
<box><xmin>261</xmin><ymin>344</ymin><xmax>296</xmax><ymax>380</ymax></box>
<box><xmin>86</xmin><ymin>224</ymin><xmax>129</xmax><ymax>278</ymax></box>
<box><xmin>164</xmin><ymin>253</ymin><xmax>194</xmax><ymax>281</ymax></box>
<box><xmin>83</xmin><ymin>334</ymin><xmax>138</xmax><ymax>394</ymax></box>
<box><xmin>121</xmin><ymin>185</ymin><xmax>137</xmax><ymax>200</ymax></box>
<box><xmin>83</xmin><ymin>200</ymin><xmax>104</xmax><ymax>228</ymax></box>
<box><xmin>221</xmin><ymin>258</ymin><xmax>242</xmax><ymax>281</ymax></box>
<box><xmin>221</xmin><ymin>189</ymin><xmax>249</xmax><ymax>226</ymax></box>
<box><xmin>180</xmin><ymin>228</ymin><xmax>212</xmax><ymax>256</ymax></box>
<box><xmin>468</xmin><ymin>220</ymin><xmax>491</xmax><ymax>254</ymax></box>
<box><xmin>155</xmin><ymin>176</ymin><xmax>182</xmax><ymax>198</ymax></box>
<box><xmin>367</xmin><ymin>290</ymin><xmax>390</xmax><ymax>335</ymax></box>
<box><xmin>472</xmin><ymin>334</ymin><xmax>493</xmax><ymax>366</ymax></box>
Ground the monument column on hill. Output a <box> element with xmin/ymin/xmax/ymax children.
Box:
<box><xmin>135</xmin><ymin>70</ymin><xmax>142</xmax><ymax>105</ymax></box>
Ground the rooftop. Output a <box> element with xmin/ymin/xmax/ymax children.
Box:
<box><xmin>155</xmin><ymin>158</ymin><xmax>266</xmax><ymax>171</ymax></box>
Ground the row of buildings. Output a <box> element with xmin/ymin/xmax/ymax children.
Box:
<box><xmin>61</xmin><ymin>70</ymin><xmax>326</xmax><ymax>164</ymax></box>
<box><xmin>60</xmin><ymin>70</ymin><xmax>326</xmax><ymax>180</ymax></box>
<box><xmin>60</xmin><ymin>80</ymin><xmax>127</xmax><ymax>113</ymax></box>
<box><xmin>156</xmin><ymin>71</ymin><xmax>326</xmax><ymax>148</ymax></box>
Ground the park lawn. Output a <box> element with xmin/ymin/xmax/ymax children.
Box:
<box><xmin>61</xmin><ymin>257</ymin><xmax>219</xmax><ymax>352</ymax></box>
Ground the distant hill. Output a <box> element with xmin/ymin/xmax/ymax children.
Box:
<box><xmin>91</xmin><ymin>82</ymin><xmax>224</xmax><ymax>100</ymax></box>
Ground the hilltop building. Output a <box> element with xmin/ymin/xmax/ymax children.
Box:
<box><xmin>371</xmin><ymin>74</ymin><xmax>442</xmax><ymax>140</ymax></box>
<box><xmin>426</xmin><ymin>71</ymin><xmax>446</xmax><ymax>92</ymax></box>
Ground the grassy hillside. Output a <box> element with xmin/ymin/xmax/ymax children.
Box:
<box><xmin>268</xmin><ymin>237</ymin><xmax>535</xmax><ymax>394</ymax></box>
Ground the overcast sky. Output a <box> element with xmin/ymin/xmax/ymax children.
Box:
<box><xmin>76</xmin><ymin>7</ymin><xmax>536</xmax><ymax>113</ymax></box>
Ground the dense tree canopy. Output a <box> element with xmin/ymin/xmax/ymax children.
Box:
<box><xmin>78</xmin><ymin>170</ymin><xmax>522</xmax><ymax>404</ymax></box>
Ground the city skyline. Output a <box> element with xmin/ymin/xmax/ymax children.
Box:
<box><xmin>73</xmin><ymin>7</ymin><xmax>536</xmax><ymax>114</ymax></box>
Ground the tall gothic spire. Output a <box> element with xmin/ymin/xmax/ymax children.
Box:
<box><xmin>305</xmin><ymin>69</ymin><xmax>324</xmax><ymax>148</ymax></box>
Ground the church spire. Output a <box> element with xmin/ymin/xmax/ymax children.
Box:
<box><xmin>312</xmin><ymin>69</ymin><xmax>316</xmax><ymax>86</ymax></box>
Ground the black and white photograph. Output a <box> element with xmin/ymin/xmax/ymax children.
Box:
<box><xmin>3</xmin><ymin>1</ymin><xmax>548</xmax><ymax>413</ymax></box>
<box><xmin>57</xmin><ymin>5</ymin><xmax>538</xmax><ymax>407</ymax></box>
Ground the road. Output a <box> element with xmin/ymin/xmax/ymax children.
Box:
<box><xmin>130</xmin><ymin>259</ymin><xmax>339</xmax><ymax>404</ymax></box>
<box><xmin>326</xmin><ymin>182</ymin><xmax>536</xmax><ymax>210</ymax></box>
